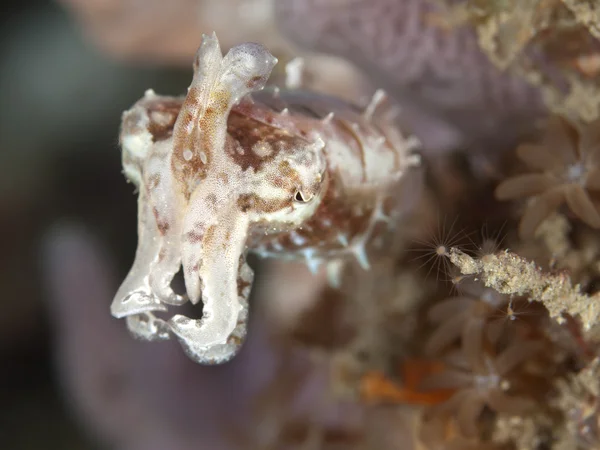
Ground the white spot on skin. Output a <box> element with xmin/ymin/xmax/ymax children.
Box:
<box><xmin>252</xmin><ymin>141</ymin><xmax>273</xmax><ymax>158</ymax></box>
<box><xmin>290</xmin><ymin>231</ymin><xmax>307</xmax><ymax>246</ymax></box>
<box><xmin>183</xmin><ymin>149</ymin><xmax>193</xmax><ymax>161</ymax></box>
<box><xmin>199</xmin><ymin>151</ymin><xmax>208</xmax><ymax>164</ymax></box>
<box><xmin>374</xmin><ymin>136</ymin><xmax>386</xmax><ymax>148</ymax></box>
<box><xmin>321</xmin><ymin>217</ymin><xmax>332</xmax><ymax>227</ymax></box>
<box><xmin>150</xmin><ymin>110</ymin><xmax>175</xmax><ymax>129</ymax></box>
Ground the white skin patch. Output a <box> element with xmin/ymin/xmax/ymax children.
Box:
<box><xmin>111</xmin><ymin>33</ymin><xmax>421</xmax><ymax>366</ymax></box>
<box><xmin>252</xmin><ymin>141</ymin><xmax>274</xmax><ymax>157</ymax></box>
<box><xmin>290</xmin><ymin>231</ymin><xmax>307</xmax><ymax>246</ymax></box>
<box><xmin>199</xmin><ymin>151</ymin><xmax>208</xmax><ymax>164</ymax></box>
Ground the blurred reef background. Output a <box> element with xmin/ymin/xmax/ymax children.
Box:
<box><xmin>1</xmin><ymin>1</ymin><xmax>600</xmax><ymax>449</ymax></box>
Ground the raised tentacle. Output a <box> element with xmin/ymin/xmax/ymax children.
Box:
<box><xmin>111</xmin><ymin>187</ymin><xmax>169</xmax><ymax>319</ymax></box>
<box><xmin>171</xmin><ymin>33</ymin><xmax>278</xmax><ymax>196</ymax></box>
<box><xmin>111</xmin><ymin>94</ymin><xmax>188</xmax><ymax>337</ymax></box>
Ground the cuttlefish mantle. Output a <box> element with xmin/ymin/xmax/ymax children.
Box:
<box><xmin>111</xmin><ymin>32</ymin><xmax>421</xmax><ymax>365</ymax></box>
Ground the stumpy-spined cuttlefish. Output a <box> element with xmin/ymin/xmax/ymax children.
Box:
<box><xmin>111</xmin><ymin>33</ymin><xmax>421</xmax><ymax>364</ymax></box>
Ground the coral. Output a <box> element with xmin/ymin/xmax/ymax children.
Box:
<box><xmin>448</xmin><ymin>247</ymin><xmax>600</xmax><ymax>338</ymax></box>
<box><xmin>409</xmin><ymin>217</ymin><xmax>471</xmax><ymax>281</ymax></box>
<box><xmin>435</xmin><ymin>0</ymin><xmax>600</xmax><ymax>121</ymax></box>
<box><xmin>562</xmin><ymin>0</ymin><xmax>600</xmax><ymax>40</ymax></box>
<box><xmin>492</xmin><ymin>413</ymin><xmax>554</xmax><ymax>450</ymax></box>
<box><xmin>535</xmin><ymin>212</ymin><xmax>573</xmax><ymax>261</ymax></box>
<box><xmin>425</xmin><ymin>278</ymin><xmax>509</xmax><ymax>364</ymax></box>
<box><xmin>554</xmin><ymin>357</ymin><xmax>600</xmax><ymax>449</ymax></box>
<box><xmin>535</xmin><ymin>212</ymin><xmax>600</xmax><ymax>289</ymax></box>
<box><xmin>495</xmin><ymin>115</ymin><xmax>600</xmax><ymax>238</ymax></box>
<box><xmin>420</xmin><ymin>340</ymin><xmax>542</xmax><ymax>438</ymax></box>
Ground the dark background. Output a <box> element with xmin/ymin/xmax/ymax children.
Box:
<box><xmin>1</xmin><ymin>2</ymin><xmax>190</xmax><ymax>447</ymax></box>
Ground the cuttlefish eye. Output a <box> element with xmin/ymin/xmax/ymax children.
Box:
<box><xmin>294</xmin><ymin>190</ymin><xmax>313</xmax><ymax>203</ymax></box>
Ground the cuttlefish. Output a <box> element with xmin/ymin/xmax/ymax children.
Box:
<box><xmin>111</xmin><ymin>33</ymin><xmax>421</xmax><ymax>364</ymax></box>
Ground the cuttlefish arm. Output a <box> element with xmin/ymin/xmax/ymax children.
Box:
<box><xmin>167</xmin><ymin>34</ymin><xmax>276</xmax><ymax>363</ymax></box>
<box><xmin>111</xmin><ymin>92</ymin><xmax>187</xmax><ymax>341</ymax></box>
<box><xmin>170</xmin><ymin>190</ymin><xmax>254</xmax><ymax>363</ymax></box>
<box><xmin>111</xmin><ymin>34</ymin><xmax>276</xmax><ymax>354</ymax></box>
<box><xmin>170</xmin><ymin>33</ymin><xmax>278</xmax><ymax>197</ymax></box>
<box><xmin>109</xmin><ymin>34</ymin><xmax>275</xmax><ymax>361</ymax></box>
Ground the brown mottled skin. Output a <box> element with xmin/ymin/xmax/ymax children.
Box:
<box><xmin>123</xmin><ymin>87</ymin><xmax>417</xmax><ymax>263</ymax></box>
<box><xmin>231</xmin><ymin>88</ymin><xmax>417</xmax><ymax>264</ymax></box>
<box><xmin>249</xmin><ymin>90</ymin><xmax>419</xmax><ymax>260</ymax></box>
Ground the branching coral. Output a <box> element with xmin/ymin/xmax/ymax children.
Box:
<box><xmin>448</xmin><ymin>247</ymin><xmax>600</xmax><ymax>337</ymax></box>
<box><xmin>495</xmin><ymin>115</ymin><xmax>600</xmax><ymax>238</ymax></box>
